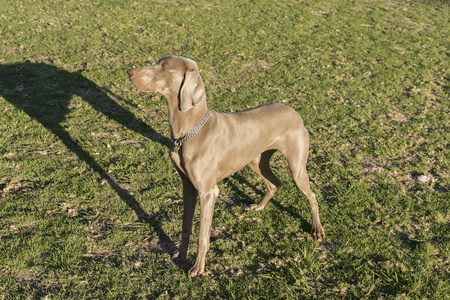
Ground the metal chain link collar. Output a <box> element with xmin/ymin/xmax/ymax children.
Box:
<box><xmin>171</xmin><ymin>110</ymin><xmax>210</xmax><ymax>153</ymax></box>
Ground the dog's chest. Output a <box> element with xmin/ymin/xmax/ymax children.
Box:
<box><xmin>170</xmin><ymin>150</ymin><xmax>186</xmax><ymax>175</ymax></box>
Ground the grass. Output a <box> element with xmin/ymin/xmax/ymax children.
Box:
<box><xmin>0</xmin><ymin>0</ymin><xmax>449</xmax><ymax>298</ymax></box>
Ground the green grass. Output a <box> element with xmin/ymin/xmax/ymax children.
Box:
<box><xmin>1</xmin><ymin>0</ymin><xmax>449</xmax><ymax>298</ymax></box>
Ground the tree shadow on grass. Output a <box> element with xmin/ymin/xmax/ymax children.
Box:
<box><xmin>0</xmin><ymin>61</ymin><xmax>175</xmax><ymax>250</ymax></box>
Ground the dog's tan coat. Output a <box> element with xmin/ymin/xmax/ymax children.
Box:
<box><xmin>128</xmin><ymin>56</ymin><xmax>325</xmax><ymax>277</ymax></box>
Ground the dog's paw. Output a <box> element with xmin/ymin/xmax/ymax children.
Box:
<box><xmin>311</xmin><ymin>225</ymin><xmax>325</xmax><ymax>242</ymax></box>
<box><xmin>188</xmin><ymin>264</ymin><xmax>204</xmax><ymax>278</ymax></box>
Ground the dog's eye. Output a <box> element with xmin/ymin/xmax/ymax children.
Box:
<box><xmin>161</xmin><ymin>62</ymin><xmax>167</xmax><ymax>70</ymax></box>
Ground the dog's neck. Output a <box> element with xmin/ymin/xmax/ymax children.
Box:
<box><xmin>162</xmin><ymin>93</ymin><xmax>208</xmax><ymax>139</ymax></box>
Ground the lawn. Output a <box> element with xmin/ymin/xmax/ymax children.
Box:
<box><xmin>0</xmin><ymin>0</ymin><xmax>449</xmax><ymax>298</ymax></box>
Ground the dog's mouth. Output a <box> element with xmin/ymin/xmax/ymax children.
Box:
<box><xmin>134</xmin><ymin>84</ymin><xmax>156</xmax><ymax>94</ymax></box>
<box><xmin>127</xmin><ymin>69</ymin><xmax>158</xmax><ymax>94</ymax></box>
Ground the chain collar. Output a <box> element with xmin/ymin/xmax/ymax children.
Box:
<box><xmin>171</xmin><ymin>110</ymin><xmax>210</xmax><ymax>153</ymax></box>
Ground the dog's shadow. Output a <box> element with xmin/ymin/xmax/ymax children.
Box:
<box><xmin>227</xmin><ymin>172</ymin><xmax>312</xmax><ymax>230</ymax></box>
<box><xmin>0</xmin><ymin>61</ymin><xmax>176</xmax><ymax>250</ymax></box>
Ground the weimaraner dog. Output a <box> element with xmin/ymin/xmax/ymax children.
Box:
<box><xmin>127</xmin><ymin>56</ymin><xmax>325</xmax><ymax>277</ymax></box>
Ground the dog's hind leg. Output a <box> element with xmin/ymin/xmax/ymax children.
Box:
<box><xmin>245</xmin><ymin>150</ymin><xmax>282</xmax><ymax>212</ymax></box>
<box><xmin>283</xmin><ymin>131</ymin><xmax>325</xmax><ymax>241</ymax></box>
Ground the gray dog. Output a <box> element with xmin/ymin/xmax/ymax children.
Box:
<box><xmin>128</xmin><ymin>56</ymin><xmax>324</xmax><ymax>277</ymax></box>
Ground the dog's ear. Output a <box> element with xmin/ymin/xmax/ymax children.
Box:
<box><xmin>179</xmin><ymin>60</ymin><xmax>206</xmax><ymax>112</ymax></box>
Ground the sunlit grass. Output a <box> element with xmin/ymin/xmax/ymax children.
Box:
<box><xmin>0</xmin><ymin>0</ymin><xmax>448</xmax><ymax>298</ymax></box>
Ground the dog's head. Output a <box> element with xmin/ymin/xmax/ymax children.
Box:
<box><xmin>127</xmin><ymin>56</ymin><xmax>206</xmax><ymax>112</ymax></box>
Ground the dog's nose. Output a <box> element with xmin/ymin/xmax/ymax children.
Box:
<box><xmin>127</xmin><ymin>69</ymin><xmax>134</xmax><ymax>78</ymax></box>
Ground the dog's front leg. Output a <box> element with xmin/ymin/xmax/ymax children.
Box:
<box><xmin>178</xmin><ymin>179</ymin><xmax>198</xmax><ymax>259</ymax></box>
<box><xmin>188</xmin><ymin>185</ymin><xmax>219</xmax><ymax>277</ymax></box>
